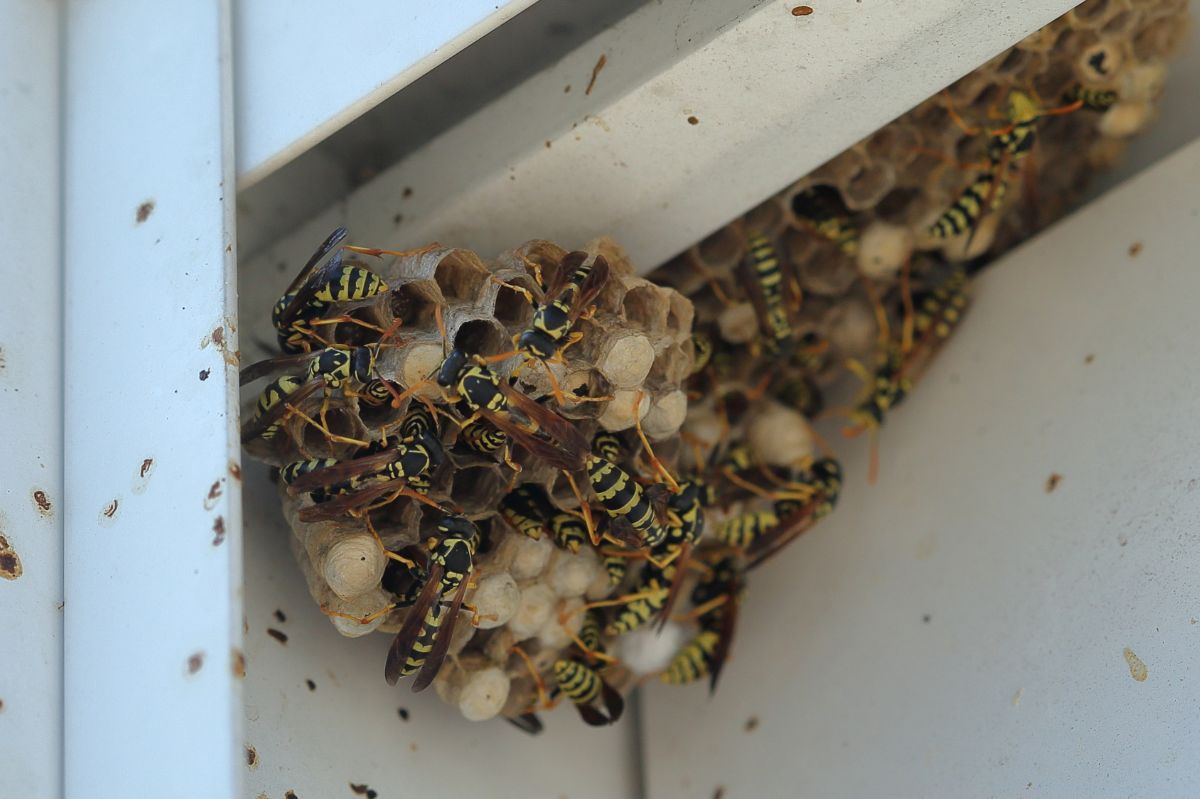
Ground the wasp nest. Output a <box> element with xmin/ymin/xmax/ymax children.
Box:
<box><xmin>243</xmin><ymin>236</ymin><xmax>694</xmax><ymax>723</ymax></box>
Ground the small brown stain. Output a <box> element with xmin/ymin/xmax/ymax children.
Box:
<box><xmin>229</xmin><ymin>461</ymin><xmax>242</xmax><ymax>481</ymax></box>
<box><xmin>744</xmin><ymin>715</ymin><xmax>759</xmax><ymax>732</ymax></box>
<box><xmin>33</xmin><ymin>489</ymin><xmax>52</xmax><ymax>516</ymax></box>
<box><xmin>1045</xmin><ymin>473</ymin><xmax>1063</xmax><ymax>493</ymax></box>
<box><xmin>563</xmin><ymin>84</ymin><xmax>571</xmax><ymax>93</ymax></box>
<box><xmin>1084</xmin><ymin>353</ymin><xmax>1095</xmax><ymax>364</ymax></box>
<box><xmin>1128</xmin><ymin>241</ymin><xmax>1143</xmax><ymax>257</ymax></box>
<box><xmin>198</xmin><ymin>368</ymin><xmax>210</xmax><ymax>381</ymax></box>
<box><xmin>135</xmin><ymin>200</ymin><xmax>155</xmax><ymax>223</ymax></box>
<box><xmin>1124</xmin><ymin>647</ymin><xmax>1148</xmax><ymax>681</ymax></box>
<box><xmin>0</xmin><ymin>699</ymin><xmax>4</xmax><ymax>712</ymax></box>
<box><xmin>186</xmin><ymin>651</ymin><xmax>205</xmax><ymax>674</ymax></box>
<box><xmin>211</xmin><ymin>516</ymin><xmax>226</xmax><ymax>546</ymax></box>
<box><xmin>231</xmin><ymin>648</ymin><xmax>246</xmax><ymax>678</ymax></box>
<box><xmin>285</xmin><ymin>792</ymin><xmax>298</xmax><ymax>799</ymax></box>
<box><xmin>922</xmin><ymin>613</ymin><xmax>932</xmax><ymax>623</ymax></box>
<box><xmin>349</xmin><ymin>784</ymin><xmax>369</xmax><ymax>796</ymax></box>
<box><xmin>305</xmin><ymin>678</ymin><xmax>316</xmax><ymax>691</ymax></box>
<box><xmin>0</xmin><ymin>536</ymin><xmax>21</xmax><ymax>580</ymax></box>
<box><xmin>140</xmin><ymin>458</ymin><xmax>154</xmax><ymax>478</ymax></box>
<box><xmin>792</xmin><ymin>5</ymin><xmax>814</xmax><ymax>15</ymax></box>
<box><xmin>712</xmin><ymin>788</ymin><xmax>726</xmax><ymax>799</ymax></box>
<box><xmin>100</xmin><ymin>499</ymin><xmax>119</xmax><ymax>522</ymax></box>
<box><xmin>687</xmin><ymin>115</ymin><xmax>700</xmax><ymax>125</ymax></box>
<box><xmin>245</xmin><ymin>745</ymin><xmax>258</xmax><ymax>767</ymax></box>
<box><xmin>409</xmin><ymin>742</ymin><xmax>417</xmax><ymax>752</ymax></box>
<box><xmin>274</xmin><ymin>608</ymin><xmax>287</xmax><ymax>623</ymax></box>
<box><xmin>585</xmin><ymin>53</ymin><xmax>607</xmax><ymax>95</ymax></box>
<box><xmin>267</xmin><ymin>628</ymin><xmax>289</xmax><ymax>645</ymax></box>
<box><xmin>544</xmin><ymin>140</ymin><xmax>552</xmax><ymax>149</ymax></box>
<box><xmin>211</xmin><ymin>326</ymin><xmax>225</xmax><ymax>348</ymax></box>
<box><xmin>402</xmin><ymin>187</ymin><xmax>413</xmax><ymax>198</ymax></box>
<box><xmin>204</xmin><ymin>479</ymin><xmax>223</xmax><ymax>510</ymax></box>
<box><xmin>397</xmin><ymin>707</ymin><xmax>410</xmax><ymax>721</ymax></box>
<box><xmin>392</xmin><ymin>213</ymin><xmax>403</xmax><ymax>226</ymax></box>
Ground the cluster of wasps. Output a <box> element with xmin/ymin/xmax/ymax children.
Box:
<box><xmin>239</xmin><ymin>79</ymin><xmax>1121</xmax><ymax>730</ymax></box>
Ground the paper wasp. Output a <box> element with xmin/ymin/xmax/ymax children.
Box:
<box><xmin>479</xmin><ymin>251</ymin><xmax>612</xmax><ymax>404</ymax></box>
<box><xmin>271</xmin><ymin>227</ymin><xmax>390</xmax><ymax>353</ymax></box>
<box><xmin>661</xmin><ymin>556</ymin><xmax>744</xmax><ymax>694</ymax></box>
<box><xmin>240</xmin><ymin>317</ymin><xmax>404</xmax><ymax>447</ymax></box>
<box><xmin>383</xmin><ymin>514</ymin><xmax>480</xmax><ymax>691</ymax></box>
<box><xmin>283</xmin><ymin>404</ymin><xmax>446</xmax><ymax>522</ymax></box>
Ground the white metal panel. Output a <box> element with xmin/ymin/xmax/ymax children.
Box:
<box><xmin>63</xmin><ymin>2</ymin><xmax>242</xmax><ymax>798</ymax></box>
<box><xmin>0</xmin><ymin>3</ymin><xmax>62</xmax><ymax>796</ymax></box>
<box><xmin>642</xmin><ymin>137</ymin><xmax>1200</xmax><ymax>797</ymax></box>
<box><xmin>241</xmin><ymin>464</ymin><xmax>641</xmax><ymax>798</ymax></box>
<box><xmin>242</xmin><ymin>0</ymin><xmax>1079</xmax><ymax>283</ymax></box>
<box><xmin>234</xmin><ymin>0</ymin><xmax>540</xmax><ymax>188</ymax></box>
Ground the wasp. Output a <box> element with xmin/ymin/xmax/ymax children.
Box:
<box><xmin>842</xmin><ymin>266</ymin><xmax>968</xmax><ymax>480</ymax></box>
<box><xmin>498</xmin><ymin>484</ymin><xmax>555</xmax><ymax>540</ymax></box>
<box><xmin>511</xmin><ymin>605</ymin><xmax>624</xmax><ymax>733</ymax></box>
<box><xmin>434</xmin><ymin>346</ymin><xmax>589</xmax><ymax>471</ymax></box>
<box><xmin>652</xmin><ymin>477</ymin><xmax>715</xmax><ymax>630</ymax></box>
<box><xmin>271</xmin><ymin>227</ymin><xmax>390</xmax><ymax>353</ymax></box>
<box><xmin>283</xmin><ymin>404</ymin><xmax>445</xmax><ymax>522</ymax></box>
<box><xmin>739</xmin><ymin>232</ymin><xmax>794</xmax><ymax>356</ymax></box>
<box><xmin>551</xmin><ymin>658</ymin><xmax>625</xmax><ymax>726</ymax></box>
<box><xmin>479</xmin><ymin>251</ymin><xmax>611</xmax><ymax>404</ymax></box>
<box><xmin>384</xmin><ymin>515</ymin><xmax>480</xmax><ymax>691</ymax></box>
<box><xmin>791</xmin><ymin>184</ymin><xmax>859</xmax><ymax>256</ymax></box>
<box><xmin>928</xmin><ymin>89</ymin><xmax>1086</xmax><ymax>247</ymax></box>
<box><xmin>661</xmin><ymin>556</ymin><xmax>744</xmax><ymax>693</ymax></box>
<box><xmin>240</xmin><ymin>317</ymin><xmax>403</xmax><ymax>446</ymax></box>
<box><xmin>744</xmin><ymin>458</ymin><xmax>842</xmax><ymax>569</ymax></box>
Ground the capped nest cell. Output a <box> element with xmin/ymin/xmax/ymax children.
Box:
<box><xmin>240</xmin><ymin>0</ymin><xmax>1190</xmax><ymax>729</ymax></box>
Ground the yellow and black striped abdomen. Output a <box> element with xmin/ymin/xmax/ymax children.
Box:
<box><xmin>554</xmin><ymin>659</ymin><xmax>602</xmax><ymax>704</ymax></box>
<box><xmin>586</xmin><ymin>455</ymin><xmax>663</xmax><ymax>545</ymax></box>
<box><xmin>605</xmin><ymin>568</ymin><xmax>670</xmax><ymax>636</ymax></box>
<box><xmin>578</xmin><ymin>609</ymin><xmax>605</xmax><ymax>655</ymax></box>
<box><xmin>715</xmin><ymin>510</ymin><xmax>779</xmax><ymax>549</ymax></box>
<box><xmin>400</xmin><ymin>604</ymin><xmax>446</xmax><ymax>677</ymax></box>
<box><xmin>312</xmin><ymin>265</ymin><xmax>387</xmax><ymax>305</ymax></box>
<box><xmin>927</xmin><ymin>172</ymin><xmax>1006</xmax><ymax>240</ymax></box>
<box><xmin>661</xmin><ymin>630</ymin><xmax>720</xmax><ymax>685</ymax></box>
<box><xmin>604</xmin><ymin>555</ymin><xmax>629</xmax><ymax>586</ymax></box>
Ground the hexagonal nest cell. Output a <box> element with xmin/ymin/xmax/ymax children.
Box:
<box><xmin>240</xmin><ymin>0</ymin><xmax>1190</xmax><ymax>730</ymax></box>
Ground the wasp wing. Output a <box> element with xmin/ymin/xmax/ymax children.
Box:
<box><xmin>279</xmin><ymin>240</ymin><xmax>352</xmax><ymax>327</ymax></box>
<box><xmin>599</xmin><ymin>678</ymin><xmax>625</xmax><ymax>724</ymax></box>
<box><xmin>654</xmin><ymin>541</ymin><xmax>692</xmax><ymax>633</ymax></box>
<box><xmin>505</xmin><ymin>713</ymin><xmax>544</xmax><ymax>735</ymax></box>
<box><xmin>384</xmin><ymin>565</ymin><xmax>444</xmax><ymax>685</ymax></box>
<box><xmin>412</xmin><ymin>575</ymin><xmax>470</xmax><ymax>692</ymax></box>
<box><xmin>239</xmin><ymin>352</ymin><xmax>315</xmax><ymax>386</ymax></box>
<box><xmin>239</xmin><ymin>379</ymin><xmax>322</xmax><ymax>444</ymax></box>
<box><xmin>707</xmin><ymin>581</ymin><xmax>742</xmax><ymax>696</ymax></box>
<box><xmin>286</xmin><ymin>448</ymin><xmax>399</xmax><ymax>494</ymax></box>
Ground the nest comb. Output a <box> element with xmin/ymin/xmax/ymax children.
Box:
<box><xmin>242</xmin><ymin>236</ymin><xmax>694</xmax><ymax>722</ymax></box>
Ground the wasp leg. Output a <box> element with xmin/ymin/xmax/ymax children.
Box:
<box><xmin>284</xmin><ymin>404</ymin><xmax>370</xmax><ymax>449</ymax></box>
<box><xmin>633</xmin><ymin>390</ymin><xmax>680</xmax><ymax>493</ymax></box>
